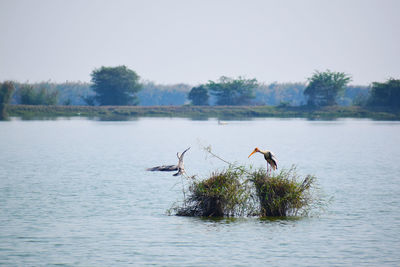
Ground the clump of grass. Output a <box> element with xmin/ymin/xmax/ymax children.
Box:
<box><xmin>249</xmin><ymin>167</ymin><xmax>315</xmax><ymax>217</ymax></box>
<box><xmin>176</xmin><ymin>167</ymin><xmax>251</xmax><ymax>217</ymax></box>
<box><xmin>170</xmin><ymin>146</ymin><xmax>322</xmax><ymax>218</ymax></box>
<box><xmin>172</xmin><ymin>165</ymin><xmax>320</xmax><ymax>218</ymax></box>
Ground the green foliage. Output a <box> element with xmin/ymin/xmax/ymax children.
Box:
<box><xmin>368</xmin><ymin>78</ymin><xmax>400</xmax><ymax>108</ymax></box>
<box><xmin>17</xmin><ymin>85</ymin><xmax>58</xmax><ymax>105</ymax></box>
<box><xmin>188</xmin><ymin>85</ymin><xmax>209</xmax><ymax>105</ymax></box>
<box><xmin>8</xmin><ymin>80</ymin><xmax>369</xmax><ymax>107</ymax></box>
<box><xmin>207</xmin><ymin>76</ymin><xmax>258</xmax><ymax>105</ymax></box>
<box><xmin>250</xmin><ymin>168</ymin><xmax>315</xmax><ymax>216</ymax></box>
<box><xmin>0</xmin><ymin>81</ymin><xmax>15</xmax><ymax>119</ymax></box>
<box><xmin>176</xmin><ymin>167</ymin><xmax>251</xmax><ymax>217</ymax></box>
<box><xmin>11</xmin><ymin>81</ymin><xmax>92</xmax><ymax>105</ymax></box>
<box><xmin>174</xmin><ymin>166</ymin><xmax>318</xmax><ymax>218</ymax></box>
<box><xmin>91</xmin><ymin>65</ymin><xmax>142</xmax><ymax>105</ymax></box>
<box><xmin>304</xmin><ymin>70</ymin><xmax>352</xmax><ymax>107</ymax></box>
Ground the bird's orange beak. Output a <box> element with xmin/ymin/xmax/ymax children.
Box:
<box><xmin>248</xmin><ymin>148</ymin><xmax>258</xmax><ymax>158</ymax></box>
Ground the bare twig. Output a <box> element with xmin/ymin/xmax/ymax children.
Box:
<box><xmin>202</xmin><ymin>145</ymin><xmax>254</xmax><ymax>176</ymax></box>
<box><xmin>203</xmin><ymin>145</ymin><xmax>233</xmax><ymax>166</ymax></box>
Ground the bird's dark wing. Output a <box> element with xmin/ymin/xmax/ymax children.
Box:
<box><xmin>265</xmin><ymin>152</ymin><xmax>277</xmax><ymax>170</ymax></box>
<box><xmin>266</xmin><ymin>158</ymin><xmax>277</xmax><ymax>170</ymax></box>
<box><xmin>147</xmin><ymin>147</ymin><xmax>190</xmax><ymax>176</ymax></box>
<box><xmin>146</xmin><ymin>165</ymin><xmax>178</xmax><ymax>172</ymax></box>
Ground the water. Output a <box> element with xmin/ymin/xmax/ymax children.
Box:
<box><xmin>1</xmin><ymin>117</ymin><xmax>399</xmax><ymax>266</ymax></box>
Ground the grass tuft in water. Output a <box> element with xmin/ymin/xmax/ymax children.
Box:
<box><xmin>175</xmin><ymin>167</ymin><xmax>251</xmax><ymax>217</ymax></box>
<box><xmin>173</xmin><ymin>165</ymin><xmax>319</xmax><ymax>218</ymax></box>
<box><xmin>249</xmin><ymin>167</ymin><xmax>315</xmax><ymax>217</ymax></box>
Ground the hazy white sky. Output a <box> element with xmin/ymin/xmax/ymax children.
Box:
<box><xmin>0</xmin><ymin>0</ymin><xmax>399</xmax><ymax>85</ymax></box>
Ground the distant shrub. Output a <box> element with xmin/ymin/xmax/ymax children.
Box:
<box><xmin>188</xmin><ymin>85</ymin><xmax>209</xmax><ymax>106</ymax></box>
<box><xmin>367</xmin><ymin>78</ymin><xmax>400</xmax><ymax>108</ymax></box>
<box><xmin>304</xmin><ymin>70</ymin><xmax>351</xmax><ymax>107</ymax></box>
<box><xmin>0</xmin><ymin>81</ymin><xmax>15</xmax><ymax>119</ymax></box>
<box><xmin>17</xmin><ymin>85</ymin><xmax>58</xmax><ymax>105</ymax></box>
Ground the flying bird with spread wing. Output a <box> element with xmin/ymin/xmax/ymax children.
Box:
<box><xmin>147</xmin><ymin>147</ymin><xmax>190</xmax><ymax>176</ymax></box>
<box><xmin>248</xmin><ymin>147</ymin><xmax>278</xmax><ymax>173</ymax></box>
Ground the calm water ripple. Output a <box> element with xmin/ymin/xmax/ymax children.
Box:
<box><xmin>1</xmin><ymin>118</ymin><xmax>399</xmax><ymax>266</ymax></box>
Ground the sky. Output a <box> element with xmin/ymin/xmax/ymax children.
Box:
<box><xmin>0</xmin><ymin>0</ymin><xmax>399</xmax><ymax>85</ymax></box>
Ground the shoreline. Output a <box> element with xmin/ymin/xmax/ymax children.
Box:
<box><xmin>7</xmin><ymin>104</ymin><xmax>400</xmax><ymax>120</ymax></box>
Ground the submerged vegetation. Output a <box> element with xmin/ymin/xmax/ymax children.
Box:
<box><xmin>172</xmin><ymin>165</ymin><xmax>321</xmax><ymax>218</ymax></box>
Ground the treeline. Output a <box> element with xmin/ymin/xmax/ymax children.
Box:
<box><xmin>138</xmin><ymin>82</ymin><xmax>191</xmax><ymax>106</ymax></box>
<box><xmin>10</xmin><ymin>81</ymin><xmax>191</xmax><ymax>106</ymax></box>
<box><xmin>2</xmin><ymin>65</ymin><xmax>398</xmax><ymax>109</ymax></box>
<box><xmin>0</xmin><ymin>82</ymin><xmax>14</xmax><ymax>119</ymax></box>
<box><xmin>7</xmin><ymin>80</ymin><xmax>369</xmax><ymax>107</ymax></box>
<box><xmin>10</xmin><ymin>81</ymin><xmax>92</xmax><ymax>106</ymax></box>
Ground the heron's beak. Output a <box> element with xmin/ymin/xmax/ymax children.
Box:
<box><xmin>248</xmin><ymin>149</ymin><xmax>257</xmax><ymax>158</ymax></box>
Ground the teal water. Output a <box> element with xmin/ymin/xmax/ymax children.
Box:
<box><xmin>1</xmin><ymin>118</ymin><xmax>399</xmax><ymax>266</ymax></box>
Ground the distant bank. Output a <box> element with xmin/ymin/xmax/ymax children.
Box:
<box><xmin>8</xmin><ymin>105</ymin><xmax>400</xmax><ymax>120</ymax></box>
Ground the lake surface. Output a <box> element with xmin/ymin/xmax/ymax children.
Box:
<box><xmin>1</xmin><ymin>117</ymin><xmax>400</xmax><ymax>266</ymax></box>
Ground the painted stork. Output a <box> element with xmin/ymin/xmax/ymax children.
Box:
<box><xmin>248</xmin><ymin>148</ymin><xmax>278</xmax><ymax>172</ymax></box>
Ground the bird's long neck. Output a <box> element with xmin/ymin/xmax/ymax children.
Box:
<box><xmin>259</xmin><ymin>149</ymin><xmax>270</xmax><ymax>155</ymax></box>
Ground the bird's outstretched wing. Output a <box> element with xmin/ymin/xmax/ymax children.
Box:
<box><xmin>146</xmin><ymin>165</ymin><xmax>178</xmax><ymax>172</ymax></box>
<box><xmin>147</xmin><ymin>147</ymin><xmax>190</xmax><ymax>176</ymax></box>
<box><xmin>174</xmin><ymin>147</ymin><xmax>190</xmax><ymax>176</ymax></box>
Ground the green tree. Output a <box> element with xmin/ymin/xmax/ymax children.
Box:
<box><xmin>367</xmin><ymin>78</ymin><xmax>400</xmax><ymax>108</ymax></box>
<box><xmin>18</xmin><ymin>85</ymin><xmax>35</xmax><ymax>104</ymax></box>
<box><xmin>18</xmin><ymin>85</ymin><xmax>58</xmax><ymax>105</ymax></box>
<box><xmin>0</xmin><ymin>81</ymin><xmax>15</xmax><ymax>120</ymax></box>
<box><xmin>91</xmin><ymin>65</ymin><xmax>142</xmax><ymax>105</ymax></box>
<box><xmin>207</xmin><ymin>76</ymin><xmax>258</xmax><ymax>105</ymax></box>
<box><xmin>188</xmin><ymin>85</ymin><xmax>209</xmax><ymax>105</ymax></box>
<box><xmin>304</xmin><ymin>70</ymin><xmax>351</xmax><ymax>106</ymax></box>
